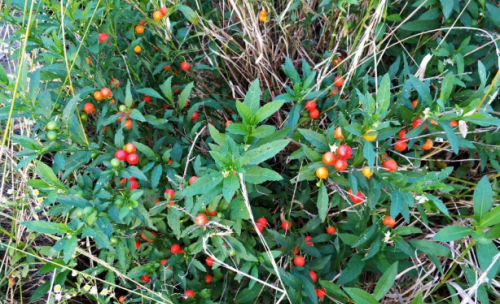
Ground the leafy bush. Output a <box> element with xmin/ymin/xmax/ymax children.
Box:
<box><xmin>1</xmin><ymin>0</ymin><xmax>500</xmax><ymax>303</ymax></box>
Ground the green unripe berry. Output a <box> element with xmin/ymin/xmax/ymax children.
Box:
<box><xmin>119</xmin><ymin>105</ymin><xmax>127</xmax><ymax>112</ymax></box>
<box><xmin>110</xmin><ymin>158</ymin><xmax>121</xmax><ymax>168</ymax></box>
<box><xmin>46</xmin><ymin>121</ymin><xmax>59</xmax><ymax>131</ymax></box>
<box><xmin>81</xmin><ymin>113</ymin><xmax>88</xmax><ymax>121</ymax></box>
<box><xmin>110</xmin><ymin>237</ymin><xmax>119</xmax><ymax>244</ymax></box>
<box><xmin>114</xmin><ymin>198</ymin><xmax>124</xmax><ymax>208</ymax></box>
<box><xmin>47</xmin><ymin>131</ymin><xmax>58</xmax><ymax>141</ymax></box>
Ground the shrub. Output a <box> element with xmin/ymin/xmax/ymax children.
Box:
<box><xmin>1</xmin><ymin>0</ymin><xmax>500</xmax><ymax>303</ymax></box>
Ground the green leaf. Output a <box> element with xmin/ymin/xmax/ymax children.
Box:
<box><xmin>0</xmin><ymin>62</ymin><xmax>8</xmax><ymax>85</ymax></box>
<box><xmin>319</xmin><ymin>280</ymin><xmax>348</xmax><ymax>302</ymax></box>
<box><xmin>160</xmin><ymin>76</ymin><xmax>173</xmax><ymax>102</ymax></box>
<box><xmin>440</xmin><ymin>72</ymin><xmax>454</xmax><ymax>101</ymax></box>
<box><xmin>344</xmin><ymin>287</ymin><xmax>379</xmax><ymax>304</ymax></box>
<box><xmin>183</xmin><ymin>173</ymin><xmax>223</xmax><ymax>196</ymax></box>
<box><xmin>476</xmin><ymin>242</ymin><xmax>500</xmax><ymax>283</ymax></box>
<box><xmin>352</xmin><ymin>223</ymin><xmax>378</xmax><ymax>248</ymax></box>
<box><xmin>35</xmin><ymin>161</ymin><xmax>63</xmax><ymax>188</ymax></box>
<box><xmin>473</xmin><ymin>176</ymin><xmax>493</xmax><ymax>222</ymax></box>
<box><xmin>223</xmin><ymin>174</ymin><xmax>240</xmax><ymax>202</ymax></box>
<box><xmin>82</xmin><ymin>227</ymin><xmax>113</xmax><ymax>250</ymax></box>
<box><xmin>317</xmin><ymin>184</ymin><xmax>328</xmax><ymax>222</ymax></box>
<box><xmin>376</xmin><ymin>74</ymin><xmax>391</xmax><ymax>117</ymax></box>
<box><xmin>57</xmin><ymin>194</ymin><xmax>88</xmax><ymax>208</ymax></box>
<box><xmin>253</xmin><ymin>100</ymin><xmax>285</xmax><ymax>123</ymax></box>
<box><xmin>241</xmin><ymin>139</ymin><xmax>291</xmax><ymax>165</ymax></box>
<box><xmin>244</xmin><ymin>167</ymin><xmax>283</xmax><ymax>184</ymax></box>
<box><xmin>479</xmin><ymin>204</ymin><xmax>500</xmax><ymax>228</ymax></box>
<box><xmin>244</xmin><ymin>79</ymin><xmax>261</xmax><ymax>114</ymax></box>
<box><xmin>168</xmin><ymin>208</ymin><xmax>182</xmax><ymax>237</ymax></box>
<box><xmin>177</xmin><ymin>5</ymin><xmax>198</xmax><ymax>25</ymax></box>
<box><xmin>440</xmin><ymin>123</ymin><xmax>459</xmax><ymax>154</ymax></box>
<box><xmin>440</xmin><ymin>0</ymin><xmax>454</xmax><ymax>19</ymax></box>
<box><xmin>298</xmin><ymin>129</ymin><xmax>329</xmax><ymax>150</ymax></box>
<box><xmin>151</xmin><ymin>164</ymin><xmax>162</xmax><ymax>189</ymax></box>
<box><xmin>129</xmin><ymin>109</ymin><xmax>146</xmax><ymax>121</ymax></box>
<box><xmin>235</xmin><ymin>285</ymin><xmax>260</xmax><ymax>302</ymax></box>
<box><xmin>11</xmin><ymin>135</ymin><xmax>43</xmax><ymax>150</ymax></box>
<box><xmin>63</xmin><ymin>236</ymin><xmax>78</xmax><ymax>264</ymax></box>
<box><xmin>63</xmin><ymin>94</ymin><xmax>81</xmax><ymax>118</ymax></box>
<box><xmin>124</xmin><ymin>80</ymin><xmax>133</xmax><ymax>108</ymax></box>
<box><xmin>409</xmin><ymin>240</ymin><xmax>451</xmax><ymax>257</ymax></box>
<box><xmin>30</xmin><ymin>281</ymin><xmax>51</xmax><ymax>302</ymax></box>
<box><xmin>433</xmin><ymin>226</ymin><xmax>473</xmax><ymax>242</ymax></box>
<box><xmin>208</xmin><ymin>123</ymin><xmax>226</xmax><ymax>145</ymax></box>
<box><xmin>178</xmin><ymin>82</ymin><xmax>194</xmax><ymax>110</ymax></box>
<box><xmin>337</xmin><ymin>255</ymin><xmax>365</xmax><ymax>285</ymax></box>
<box><xmin>22</xmin><ymin>221</ymin><xmax>70</xmax><ymax>234</ymax></box>
<box><xmin>137</xmin><ymin>88</ymin><xmax>164</xmax><ymax>100</ymax></box>
<box><xmin>373</xmin><ymin>262</ymin><xmax>398</xmax><ymax>300</ymax></box>
<box><xmin>236</xmin><ymin>101</ymin><xmax>253</xmax><ymax>124</ymax></box>
<box><xmin>133</xmin><ymin>141</ymin><xmax>158</xmax><ymax>160</ymax></box>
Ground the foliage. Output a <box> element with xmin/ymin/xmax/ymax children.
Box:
<box><xmin>1</xmin><ymin>0</ymin><xmax>500</xmax><ymax>303</ymax></box>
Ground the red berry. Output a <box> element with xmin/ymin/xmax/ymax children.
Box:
<box><xmin>160</xmin><ymin>7</ymin><xmax>168</xmax><ymax>16</ymax></box>
<box><xmin>348</xmin><ymin>189</ymin><xmax>364</xmax><ymax>204</ymax></box>
<box><xmin>195</xmin><ymin>213</ymin><xmax>208</xmax><ymax>226</ymax></box>
<box><xmin>205</xmin><ymin>274</ymin><xmax>213</xmax><ymax>283</ymax></box>
<box><xmin>398</xmin><ymin>129</ymin><xmax>407</xmax><ymax>139</ymax></box>
<box><xmin>281</xmin><ymin>221</ymin><xmax>292</xmax><ymax>231</ymax></box>
<box><xmin>382</xmin><ymin>159</ymin><xmax>398</xmax><ymax>172</ymax></box>
<box><xmin>336</xmin><ymin>145</ymin><xmax>352</xmax><ymax>160</ymax></box>
<box><xmin>165</xmin><ymin>189</ymin><xmax>175</xmax><ymax>200</ymax></box>
<box><xmin>294</xmin><ymin>255</ymin><xmax>305</xmax><ymax>267</ymax></box>
<box><xmin>334</xmin><ymin>159</ymin><xmax>348</xmax><ymax>172</ymax></box>
<box><xmin>184</xmin><ymin>290</ymin><xmax>195</xmax><ymax>299</ymax></box>
<box><xmin>141</xmin><ymin>274</ymin><xmax>150</xmax><ymax>283</ymax></box>
<box><xmin>100</xmin><ymin>87</ymin><xmax>112</xmax><ymax>98</ymax></box>
<box><xmin>115</xmin><ymin>150</ymin><xmax>128</xmax><ymax>161</ymax></box>
<box><xmin>322</xmin><ymin>152</ymin><xmax>337</xmax><ymax>166</ymax></box>
<box><xmin>83</xmin><ymin>103</ymin><xmax>95</xmax><ymax>114</ymax></box>
<box><xmin>171</xmin><ymin>244</ymin><xmax>181</xmax><ymax>254</ymax></box>
<box><xmin>206</xmin><ymin>256</ymin><xmax>215</xmax><ymax>267</ymax></box>
<box><xmin>130</xmin><ymin>180</ymin><xmax>138</xmax><ymax>190</ymax></box>
<box><xmin>188</xmin><ymin>176</ymin><xmax>197</xmax><ymax>185</ymax></box>
<box><xmin>309</xmin><ymin>108</ymin><xmax>320</xmax><ymax>119</ymax></box>
<box><xmin>143</xmin><ymin>95</ymin><xmax>151</xmax><ymax>103</ymax></box>
<box><xmin>304</xmin><ymin>236</ymin><xmax>313</xmax><ymax>246</ymax></box>
<box><xmin>255</xmin><ymin>222</ymin><xmax>265</xmax><ymax>233</ymax></box>
<box><xmin>383</xmin><ymin>216</ymin><xmax>396</xmax><ymax>228</ymax></box>
<box><xmin>315</xmin><ymin>288</ymin><xmax>326</xmax><ymax>299</ymax></box>
<box><xmin>98</xmin><ymin>33</ymin><xmax>109</xmax><ymax>43</ymax></box>
<box><xmin>127</xmin><ymin>153</ymin><xmax>139</xmax><ymax>165</ymax></box>
<box><xmin>412</xmin><ymin>119</ymin><xmax>427</xmax><ymax>130</ymax></box>
<box><xmin>191</xmin><ymin>112</ymin><xmax>199</xmax><ymax>121</ymax></box>
<box><xmin>394</xmin><ymin>139</ymin><xmax>407</xmax><ymax>152</ymax></box>
<box><xmin>160</xmin><ymin>259</ymin><xmax>168</xmax><ymax>266</ymax></box>
<box><xmin>326</xmin><ymin>226</ymin><xmax>336</xmax><ymax>235</ymax></box>
<box><xmin>118</xmin><ymin>295</ymin><xmax>126</xmax><ymax>303</ymax></box>
<box><xmin>309</xmin><ymin>270</ymin><xmax>317</xmax><ymax>282</ymax></box>
<box><xmin>135</xmin><ymin>240</ymin><xmax>140</xmax><ymax>250</ymax></box>
<box><xmin>256</xmin><ymin>217</ymin><xmax>268</xmax><ymax>227</ymax></box>
<box><xmin>305</xmin><ymin>100</ymin><xmax>317</xmax><ymax>111</ymax></box>
<box><xmin>334</xmin><ymin>76</ymin><xmax>344</xmax><ymax>87</ymax></box>
<box><xmin>180</xmin><ymin>61</ymin><xmax>190</xmax><ymax>71</ymax></box>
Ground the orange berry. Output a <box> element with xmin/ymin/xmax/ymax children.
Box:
<box><xmin>383</xmin><ymin>216</ymin><xmax>396</xmax><ymax>228</ymax></box>
<box><xmin>422</xmin><ymin>138</ymin><xmax>433</xmax><ymax>150</ymax></box>
<box><xmin>135</xmin><ymin>25</ymin><xmax>145</xmax><ymax>34</ymax></box>
<box><xmin>124</xmin><ymin>119</ymin><xmax>133</xmax><ymax>129</ymax></box>
<box><xmin>153</xmin><ymin>11</ymin><xmax>163</xmax><ymax>21</ymax></box>
<box><xmin>316</xmin><ymin>167</ymin><xmax>329</xmax><ymax>179</ymax></box>
<box><xmin>83</xmin><ymin>103</ymin><xmax>95</xmax><ymax>114</ymax></box>
<box><xmin>334</xmin><ymin>127</ymin><xmax>343</xmax><ymax>140</ymax></box>
<box><xmin>93</xmin><ymin>91</ymin><xmax>103</xmax><ymax>101</ymax></box>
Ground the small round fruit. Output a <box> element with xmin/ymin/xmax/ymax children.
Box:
<box><xmin>281</xmin><ymin>221</ymin><xmax>292</xmax><ymax>231</ymax></box>
<box><xmin>135</xmin><ymin>25</ymin><xmax>145</xmax><ymax>34</ymax></box>
<box><xmin>171</xmin><ymin>244</ymin><xmax>181</xmax><ymax>254</ymax></box>
<box><xmin>134</xmin><ymin>45</ymin><xmax>142</xmax><ymax>53</ymax></box>
<box><xmin>153</xmin><ymin>11</ymin><xmax>163</xmax><ymax>21</ymax></box>
<box><xmin>46</xmin><ymin>121</ymin><xmax>58</xmax><ymax>131</ymax></box>
<box><xmin>394</xmin><ymin>139</ymin><xmax>407</xmax><ymax>152</ymax></box>
<box><xmin>398</xmin><ymin>129</ymin><xmax>407</xmax><ymax>139</ymax></box>
<box><xmin>450</xmin><ymin>119</ymin><xmax>458</xmax><ymax>127</ymax></box>
<box><xmin>124</xmin><ymin>119</ymin><xmax>133</xmax><ymax>129</ymax></box>
<box><xmin>412</xmin><ymin>119</ymin><xmax>427</xmax><ymax>130</ymax></box>
<box><xmin>334</xmin><ymin>57</ymin><xmax>342</xmax><ymax>66</ymax></box>
<box><xmin>316</xmin><ymin>167</ymin><xmax>329</xmax><ymax>179</ymax></box>
<box><xmin>118</xmin><ymin>295</ymin><xmax>126</xmax><ymax>303</ymax></box>
<box><xmin>127</xmin><ymin>153</ymin><xmax>139</xmax><ymax>165</ymax></box>
<box><xmin>143</xmin><ymin>95</ymin><xmax>151</xmax><ymax>103</ymax></box>
<box><xmin>225</xmin><ymin>120</ymin><xmax>232</xmax><ymax>127</ymax></box>
<box><xmin>195</xmin><ymin>214</ymin><xmax>208</xmax><ymax>226</ymax></box>
<box><xmin>110</xmin><ymin>236</ymin><xmax>118</xmax><ymax>245</ymax></box>
<box><xmin>315</xmin><ymin>288</ymin><xmax>326</xmax><ymax>299</ymax></box>
<box><xmin>205</xmin><ymin>274</ymin><xmax>213</xmax><ymax>283</ymax></box>
<box><xmin>180</xmin><ymin>61</ymin><xmax>190</xmax><ymax>71</ymax></box>
<box><xmin>305</xmin><ymin>100</ymin><xmax>317</xmax><ymax>111</ymax></box>
<box><xmin>184</xmin><ymin>290</ymin><xmax>195</xmax><ymax>299</ymax></box>
<box><xmin>110</xmin><ymin>158</ymin><xmax>121</xmax><ymax>168</ymax></box>
<box><xmin>86</xmin><ymin>57</ymin><xmax>91</xmax><ymax>65</ymax></box>
<box><xmin>130</xmin><ymin>180</ymin><xmax>139</xmax><ymax>191</ymax></box>
<box><xmin>334</xmin><ymin>127</ymin><xmax>343</xmax><ymax>140</ymax></box>
<box><xmin>255</xmin><ymin>222</ymin><xmax>265</xmax><ymax>233</ymax></box>
<box><xmin>141</xmin><ymin>274</ymin><xmax>150</xmax><ymax>283</ymax></box>
<box><xmin>206</xmin><ymin>256</ymin><xmax>215</xmax><ymax>266</ymax></box>
<box><xmin>160</xmin><ymin>7</ymin><xmax>168</xmax><ymax>15</ymax></box>
<box><xmin>165</xmin><ymin>189</ymin><xmax>175</xmax><ymax>200</ymax></box>
<box><xmin>322</xmin><ymin>152</ymin><xmax>337</xmax><ymax>166</ymax></box>
<box><xmin>412</xmin><ymin>99</ymin><xmax>418</xmax><ymax>108</ymax></box>
<box><xmin>163</xmin><ymin>65</ymin><xmax>171</xmax><ymax>71</ymax></box>
<box><xmin>309</xmin><ymin>109</ymin><xmax>320</xmax><ymax>119</ymax></box>
<box><xmin>361</xmin><ymin>166</ymin><xmax>373</xmax><ymax>178</ymax></box>
<box><xmin>257</xmin><ymin>217</ymin><xmax>268</xmax><ymax>227</ymax></box>
<box><xmin>47</xmin><ymin>130</ymin><xmax>58</xmax><ymax>141</ymax></box>
<box><xmin>337</xmin><ymin>144</ymin><xmax>352</xmax><ymax>159</ymax></box>
<box><xmin>83</xmin><ymin>103</ymin><xmax>95</xmax><ymax>114</ymax></box>
<box><xmin>294</xmin><ymin>255</ymin><xmax>305</xmax><ymax>267</ymax></box>
<box><xmin>422</xmin><ymin>138</ymin><xmax>433</xmax><ymax>150</ymax></box>
<box><xmin>123</xmin><ymin>143</ymin><xmax>136</xmax><ymax>154</ymax></box>
<box><xmin>334</xmin><ymin>76</ymin><xmax>344</xmax><ymax>87</ymax></box>
<box><xmin>161</xmin><ymin>259</ymin><xmax>168</xmax><ymax>266</ymax></box>
<box><xmin>383</xmin><ymin>216</ymin><xmax>396</xmax><ymax>228</ymax></box>
<box><xmin>115</xmin><ymin>150</ymin><xmax>128</xmax><ymax>161</ymax></box>
<box><xmin>309</xmin><ymin>270</ymin><xmax>317</xmax><ymax>282</ymax></box>
<box><xmin>382</xmin><ymin>159</ymin><xmax>398</xmax><ymax>172</ymax></box>
<box><xmin>304</xmin><ymin>236</ymin><xmax>313</xmax><ymax>246</ymax></box>
<box><xmin>326</xmin><ymin>226</ymin><xmax>336</xmax><ymax>235</ymax></box>
<box><xmin>363</xmin><ymin>129</ymin><xmax>377</xmax><ymax>142</ymax></box>
<box><xmin>334</xmin><ymin>159</ymin><xmax>348</xmax><ymax>172</ymax></box>
<box><xmin>119</xmin><ymin>105</ymin><xmax>127</xmax><ymax>112</ymax></box>
<box><xmin>135</xmin><ymin>240</ymin><xmax>140</xmax><ymax>250</ymax></box>
<box><xmin>348</xmin><ymin>189</ymin><xmax>364</xmax><ymax>204</ymax></box>
<box><xmin>114</xmin><ymin>198</ymin><xmax>124</xmax><ymax>207</ymax></box>
<box><xmin>330</xmin><ymin>88</ymin><xmax>339</xmax><ymax>96</ymax></box>
<box><xmin>101</xmin><ymin>87</ymin><xmax>112</xmax><ymax>98</ymax></box>
<box><xmin>75</xmin><ymin>208</ymin><xmax>84</xmax><ymax>218</ymax></box>
<box><xmin>98</xmin><ymin>33</ymin><xmax>109</xmax><ymax>43</ymax></box>
<box><xmin>191</xmin><ymin>112</ymin><xmax>199</xmax><ymax>121</ymax></box>
<box><xmin>189</xmin><ymin>176</ymin><xmax>197</xmax><ymax>185</ymax></box>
